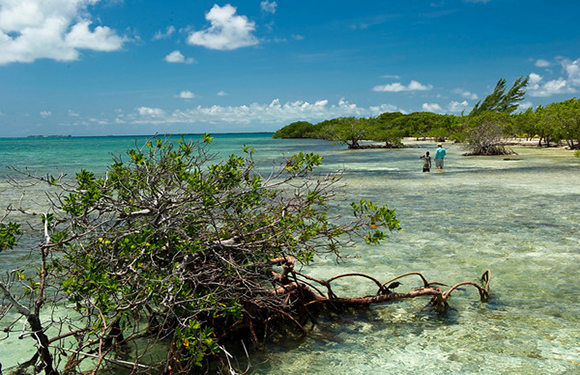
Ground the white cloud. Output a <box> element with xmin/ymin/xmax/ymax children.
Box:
<box><xmin>0</xmin><ymin>0</ymin><xmax>125</xmax><ymax>65</ymax></box>
<box><xmin>519</xmin><ymin>101</ymin><xmax>533</xmax><ymax>111</ymax></box>
<box><xmin>153</xmin><ymin>26</ymin><xmax>175</xmax><ymax>40</ymax></box>
<box><xmin>540</xmin><ymin>78</ymin><xmax>573</xmax><ymax>96</ymax></box>
<box><xmin>373</xmin><ymin>80</ymin><xmax>432</xmax><ymax>92</ymax></box>
<box><xmin>528</xmin><ymin>72</ymin><xmax>542</xmax><ymax>86</ymax></box>
<box><xmin>452</xmin><ymin>88</ymin><xmax>478</xmax><ymax>100</ymax></box>
<box><xmin>535</xmin><ymin>59</ymin><xmax>551</xmax><ymax>68</ymax></box>
<box><xmin>137</xmin><ymin>107</ymin><xmax>165</xmax><ymax>117</ymax></box>
<box><xmin>217</xmin><ymin>91</ymin><xmax>228</xmax><ymax>96</ymax></box>
<box><xmin>260</xmin><ymin>1</ymin><xmax>277</xmax><ymax>14</ymax></box>
<box><xmin>528</xmin><ymin>73</ymin><xmax>575</xmax><ymax>97</ymax></box>
<box><xmin>381</xmin><ymin>74</ymin><xmax>400</xmax><ymax>79</ymax></box>
<box><xmin>448</xmin><ymin>100</ymin><xmax>469</xmax><ymax>113</ymax></box>
<box><xmin>68</xmin><ymin>110</ymin><xmax>80</xmax><ymax>117</ymax></box>
<box><xmin>187</xmin><ymin>4</ymin><xmax>259</xmax><ymax>50</ymax></box>
<box><xmin>164</xmin><ymin>50</ymin><xmax>195</xmax><ymax>64</ymax></box>
<box><xmin>123</xmin><ymin>99</ymin><xmax>403</xmax><ymax>126</ymax></box>
<box><xmin>369</xmin><ymin>104</ymin><xmax>401</xmax><ymax>114</ymax></box>
<box><xmin>65</xmin><ymin>21</ymin><xmax>124</xmax><ymax>51</ymax></box>
<box><xmin>528</xmin><ymin>57</ymin><xmax>580</xmax><ymax>97</ymax></box>
<box><xmin>88</xmin><ymin>117</ymin><xmax>107</xmax><ymax>125</ymax></box>
<box><xmin>40</xmin><ymin>111</ymin><xmax>52</xmax><ymax>118</ymax></box>
<box><xmin>179</xmin><ymin>91</ymin><xmax>196</xmax><ymax>99</ymax></box>
<box><xmin>562</xmin><ymin>58</ymin><xmax>580</xmax><ymax>86</ymax></box>
<box><xmin>422</xmin><ymin>103</ymin><xmax>443</xmax><ymax>113</ymax></box>
<box><xmin>408</xmin><ymin>81</ymin><xmax>432</xmax><ymax>91</ymax></box>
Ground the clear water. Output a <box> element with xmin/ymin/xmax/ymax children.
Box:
<box><xmin>1</xmin><ymin>135</ymin><xmax>579</xmax><ymax>374</ymax></box>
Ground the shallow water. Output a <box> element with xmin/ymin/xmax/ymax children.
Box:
<box><xmin>1</xmin><ymin>135</ymin><xmax>579</xmax><ymax>374</ymax></box>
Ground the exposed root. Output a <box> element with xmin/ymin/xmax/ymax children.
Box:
<box><xmin>272</xmin><ymin>258</ymin><xmax>492</xmax><ymax>314</ymax></box>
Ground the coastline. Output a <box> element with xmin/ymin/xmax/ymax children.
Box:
<box><xmin>402</xmin><ymin>137</ymin><xmax>573</xmax><ymax>149</ymax></box>
<box><xmin>354</xmin><ymin>137</ymin><xmax>548</xmax><ymax>150</ymax></box>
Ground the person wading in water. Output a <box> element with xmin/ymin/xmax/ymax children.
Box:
<box><xmin>420</xmin><ymin>151</ymin><xmax>431</xmax><ymax>172</ymax></box>
<box><xmin>434</xmin><ymin>143</ymin><xmax>446</xmax><ymax>170</ymax></box>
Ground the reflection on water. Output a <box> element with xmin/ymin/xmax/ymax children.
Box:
<box><xmin>1</xmin><ymin>136</ymin><xmax>579</xmax><ymax>374</ymax></box>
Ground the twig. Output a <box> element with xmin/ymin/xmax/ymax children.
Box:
<box><xmin>51</xmin><ymin>346</ymin><xmax>154</xmax><ymax>370</ymax></box>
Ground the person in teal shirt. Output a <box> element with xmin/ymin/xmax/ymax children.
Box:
<box><xmin>434</xmin><ymin>143</ymin><xmax>446</xmax><ymax>169</ymax></box>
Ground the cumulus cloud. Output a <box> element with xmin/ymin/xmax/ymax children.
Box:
<box><xmin>422</xmin><ymin>103</ymin><xmax>443</xmax><ymax>113</ymax></box>
<box><xmin>422</xmin><ymin>100</ymin><xmax>470</xmax><ymax>114</ymax></box>
<box><xmin>448</xmin><ymin>100</ymin><xmax>469</xmax><ymax>113</ymax></box>
<box><xmin>528</xmin><ymin>72</ymin><xmax>542</xmax><ymax>86</ymax></box>
<box><xmin>562</xmin><ymin>58</ymin><xmax>580</xmax><ymax>86</ymax></box>
<box><xmin>0</xmin><ymin>0</ymin><xmax>125</xmax><ymax>65</ymax></box>
<box><xmin>137</xmin><ymin>107</ymin><xmax>165</xmax><ymax>117</ymax></box>
<box><xmin>65</xmin><ymin>21</ymin><xmax>123</xmax><ymax>51</ymax></box>
<box><xmin>527</xmin><ymin>57</ymin><xmax>580</xmax><ymax>97</ymax></box>
<box><xmin>528</xmin><ymin>72</ymin><xmax>575</xmax><ymax>97</ymax></box>
<box><xmin>153</xmin><ymin>26</ymin><xmax>175</xmax><ymax>40</ymax></box>
<box><xmin>535</xmin><ymin>59</ymin><xmax>551</xmax><ymax>68</ymax></box>
<box><xmin>179</xmin><ymin>91</ymin><xmax>196</xmax><ymax>99</ymax></box>
<box><xmin>217</xmin><ymin>91</ymin><xmax>228</xmax><ymax>96</ymax></box>
<box><xmin>164</xmin><ymin>50</ymin><xmax>196</xmax><ymax>64</ymax></box>
<box><xmin>373</xmin><ymin>80</ymin><xmax>432</xmax><ymax>92</ymax></box>
<box><xmin>260</xmin><ymin>1</ymin><xmax>277</xmax><ymax>14</ymax></box>
<box><xmin>452</xmin><ymin>88</ymin><xmax>478</xmax><ymax>100</ymax></box>
<box><xmin>187</xmin><ymin>4</ymin><xmax>259</xmax><ymax>50</ymax></box>
<box><xmin>369</xmin><ymin>104</ymin><xmax>401</xmax><ymax>114</ymax></box>
<box><xmin>125</xmin><ymin>99</ymin><xmax>403</xmax><ymax>126</ymax></box>
<box><xmin>537</xmin><ymin>78</ymin><xmax>572</xmax><ymax>97</ymax></box>
<box><xmin>40</xmin><ymin>111</ymin><xmax>52</xmax><ymax>118</ymax></box>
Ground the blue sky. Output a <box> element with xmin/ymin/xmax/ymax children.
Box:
<box><xmin>0</xmin><ymin>0</ymin><xmax>579</xmax><ymax>137</ymax></box>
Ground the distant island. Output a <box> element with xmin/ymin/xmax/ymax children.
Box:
<box><xmin>27</xmin><ymin>135</ymin><xmax>72</xmax><ymax>138</ymax></box>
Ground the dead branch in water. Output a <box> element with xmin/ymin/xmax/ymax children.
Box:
<box><xmin>271</xmin><ymin>257</ymin><xmax>491</xmax><ymax>313</ymax></box>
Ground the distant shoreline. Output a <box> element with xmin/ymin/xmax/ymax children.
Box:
<box><xmin>401</xmin><ymin>137</ymin><xmax>570</xmax><ymax>149</ymax></box>
<box><xmin>0</xmin><ymin>132</ymin><xmax>275</xmax><ymax>140</ymax></box>
<box><xmin>4</xmin><ymin>134</ymin><xmax>571</xmax><ymax>150</ymax></box>
<box><xmin>350</xmin><ymin>137</ymin><xmax>553</xmax><ymax>150</ymax></box>
<box><xmin>27</xmin><ymin>135</ymin><xmax>72</xmax><ymax>138</ymax></box>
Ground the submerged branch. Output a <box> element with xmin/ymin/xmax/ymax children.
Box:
<box><xmin>274</xmin><ymin>258</ymin><xmax>492</xmax><ymax>312</ymax></box>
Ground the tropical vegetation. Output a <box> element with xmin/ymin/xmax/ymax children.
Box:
<box><xmin>273</xmin><ymin>76</ymin><xmax>580</xmax><ymax>155</ymax></box>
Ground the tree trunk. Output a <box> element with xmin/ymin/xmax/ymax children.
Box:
<box><xmin>27</xmin><ymin>314</ymin><xmax>58</xmax><ymax>375</ymax></box>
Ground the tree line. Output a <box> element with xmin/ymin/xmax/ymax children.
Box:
<box><xmin>273</xmin><ymin>77</ymin><xmax>580</xmax><ymax>155</ymax></box>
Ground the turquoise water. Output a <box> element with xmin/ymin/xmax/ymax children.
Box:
<box><xmin>1</xmin><ymin>134</ymin><xmax>579</xmax><ymax>374</ymax></box>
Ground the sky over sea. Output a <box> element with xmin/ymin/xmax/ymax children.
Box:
<box><xmin>0</xmin><ymin>0</ymin><xmax>579</xmax><ymax>137</ymax></box>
